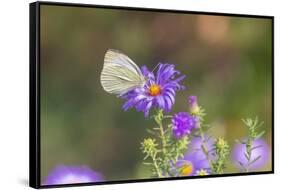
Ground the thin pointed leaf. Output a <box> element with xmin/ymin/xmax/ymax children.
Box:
<box><xmin>248</xmin><ymin>155</ymin><xmax>261</xmax><ymax>166</ymax></box>
<box><xmin>237</xmin><ymin>161</ymin><xmax>244</xmax><ymax>167</ymax></box>
<box><xmin>143</xmin><ymin>162</ymin><xmax>153</xmax><ymax>165</ymax></box>
<box><xmin>235</xmin><ymin>139</ymin><xmax>246</xmax><ymax>144</ymax></box>
<box><xmin>255</xmin><ymin>131</ymin><xmax>265</xmax><ymax>139</ymax></box>
<box><xmin>146</xmin><ymin>129</ymin><xmax>156</xmax><ymax>135</ymax></box>
<box><xmin>143</xmin><ymin>155</ymin><xmax>149</xmax><ymax>160</ymax></box>
<box><xmin>244</xmin><ymin>152</ymin><xmax>250</xmax><ymax>160</ymax></box>
<box><xmin>250</xmin><ymin>145</ymin><xmax>262</xmax><ymax>151</ymax></box>
<box><xmin>256</xmin><ymin>121</ymin><xmax>264</xmax><ymax>128</ymax></box>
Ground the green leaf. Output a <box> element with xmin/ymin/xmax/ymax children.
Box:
<box><xmin>143</xmin><ymin>155</ymin><xmax>149</xmax><ymax>160</ymax></box>
<box><xmin>143</xmin><ymin>162</ymin><xmax>153</xmax><ymax>165</ymax></box>
<box><xmin>256</xmin><ymin>121</ymin><xmax>264</xmax><ymax>128</ymax></box>
<box><xmin>146</xmin><ymin>129</ymin><xmax>156</xmax><ymax>135</ymax></box>
<box><xmin>235</xmin><ymin>139</ymin><xmax>246</xmax><ymax>144</ymax></box>
<box><xmin>237</xmin><ymin>161</ymin><xmax>244</xmax><ymax>167</ymax></box>
<box><xmin>248</xmin><ymin>155</ymin><xmax>261</xmax><ymax>166</ymax></box>
<box><xmin>250</xmin><ymin>145</ymin><xmax>262</xmax><ymax>151</ymax></box>
<box><xmin>255</xmin><ymin>131</ymin><xmax>265</xmax><ymax>139</ymax></box>
<box><xmin>244</xmin><ymin>152</ymin><xmax>250</xmax><ymax>161</ymax></box>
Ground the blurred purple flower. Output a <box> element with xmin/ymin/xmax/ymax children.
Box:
<box><xmin>172</xmin><ymin>112</ymin><xmax>199</xmax><ymax>139</ymax></box>
<box><xmin>232</xmin><ymin>138</ymin><xmax>269</xmax><ymax>170</ymax></box>
<box><xmin>122</xmin><ymin>63</ymin><xmax>185</xmax><ymax>117</ymax></box>
<box><xmin>176</xmin><ymin>136</ymin><xmax>214</xmax><ymax>176</ymax></box>
<box><xmin>43</xmin><ymin>165</ymin><xmax>103</xmax><ymax>185</ymax></box>
<box><xmin>188</xmin><ymin>95</ymin><xmax>200</xmax><ymax>115</ymax></box>
<box><xmin>188</xmin><ymin>95</ymin><xmax>197</xmax><ymax>107</ymax></box>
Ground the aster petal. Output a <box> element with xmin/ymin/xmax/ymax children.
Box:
<box><xmin>156</xmin><ymin>95</ymin><xmax>166</xmax><ymax>109</ymax></box>
<box><xmin>133</xmin><ymin>94</ymin><xmax>148</xmax><ymax>104</ymax></box>
<box><xmin>164</xmin><ymin>95</ymin><xmax>172</xmax><ymax>111</ymax></box>
<box><xmin>165</xmin><ymin>89</ymin><xmax>176</xmax><ymax>103</ymax></box>
<box><xmin>156</xmin><ymin>63</ymin><xmax>164</xmax><ymax>84</ymax></box>
<box><xmin>135</xmin><ymin>99</ymin><xmax>147</xmax><ymax>112</ymax></box>
<box><xmin>141</xmin><ymin>65</ymin><xmax>150</xmax><ymax>76</ymax></box>
<box><xmin>165</xmin><ymin>87</ymin><xmax>176</xmax><ymax>95</ymax></box>
<box><xmin>161</xmin><ymin>64</ymin><xmax>175</xmax><ymax>82</ymax></box>
<box><xmin>122</xmin><ymin>99</ymin><xmax>134</xmax><ymax>111</ymax></box>
<box><xmin>141</xmin><ymin>65</ymin><xmax>155</xmax><ymax>80</ymax></box>
<box><xmin>144</xmin><ymin>101</ymin><xmax>153</xmax><ymax>117</ymax></box>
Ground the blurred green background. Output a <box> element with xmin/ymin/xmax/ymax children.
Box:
<box><xmin>40</xmin><ymin>5</ymin><xmax>272</xmax><ymax>182</ymax></box>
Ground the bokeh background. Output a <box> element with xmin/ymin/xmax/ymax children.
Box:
<box><xmin>40</xmin><ymin>4</ymin><xmax>272</xmax><ymax>183</ymax></box>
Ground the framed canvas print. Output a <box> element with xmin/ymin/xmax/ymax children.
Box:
<box><xmin>29</xmin><ymin>1</ymin><xmax>274</xmax><ymax>189</ymax></box>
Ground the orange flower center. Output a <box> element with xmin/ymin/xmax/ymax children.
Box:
<box><xmin>149</xmin><ymin>84</ymin><xmax>162</xmax><ymax>96</ymax></box>
<box><xmin>180</xmin><ymin>162</ymin><xmax>193</xmax><ymax>176</ymax></box>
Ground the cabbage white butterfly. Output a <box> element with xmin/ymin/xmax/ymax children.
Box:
<box><xmin>100</xmin><ymin>49</ymin><xmax>146</xmax><ymax>96</ymax></box>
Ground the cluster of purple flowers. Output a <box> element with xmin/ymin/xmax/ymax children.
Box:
<box><xmin>171</xmin><ymin>95</ymin><xmax>202</xmax><ymax>139</ymax></box>
<box><xmin>121</xmin><ymin>62</ymin><xmax>270</xmax><ymax>176</ymax></box>
<box><xmin>122</xmin><ymin>63</ymin><xmax>200</xmax><ymax>139</ymax></box>
<box><xmin>41</xmin><ymin>60</ymin><xmax>271</xmax><ymax>186</ymax></box>
<box><xmin>176</xmin><ymin>136</ymin><xmax>214</xmax><ymax>176</ymax></box>
<box><xmin>172</xmin><ymin>112</ymin><xmax>199</xmax><ymax>139</ymax></box>
<box><xmin>176</xmin><ymin>137</ymin><xmax>270</xmax><ymax>176</ymax></box>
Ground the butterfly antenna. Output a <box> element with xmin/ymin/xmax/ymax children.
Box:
<box><xmin>151</xmin><ymin>63</ymin><xmax>160</xmax><ymax>73</ymax></box>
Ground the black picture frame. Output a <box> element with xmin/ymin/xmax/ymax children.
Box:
<box><xmin>29</xmin><ymin>1</ymin><xmax>274</xmax><ymax>189</ymax></box>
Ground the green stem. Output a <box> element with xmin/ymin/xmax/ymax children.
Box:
<box><xmin>158</xmin><ymin>118</ymin><xmax>168</xmax><ymax>176</ymax></box>
<box><xmin>152</xmin><ymin>154</ymin><xmax>162</xmax><ymax>177</ymax></box>
<box><xmin>245</xmin><ymin>138</ymin><xmax>253</xmax><ymax>172</ymax></box>
<box><xmin>159</xmin><ymin>122</ymin><xmax>167</xmax><ymax>154</ymax></box>
<box><xmin>163</xmin><ymin>115</ymin><xmax>173</xmax><ymax>119</ymax></box>
<box><xmin>199</xmin><ymin>126</ymin><xmax>213</xmax><ymax>173</ymax></box>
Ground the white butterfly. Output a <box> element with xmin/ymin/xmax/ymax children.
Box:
<box><xmin>100</xmin><ymin>49</ymin><xmax>146</xmax><ymax>96</ymax></box>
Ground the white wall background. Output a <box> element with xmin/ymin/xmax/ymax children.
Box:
<box><xmin>0</xmin><ymin>0</ymin><xmax>279</xmax><ymax>189</ymax></box>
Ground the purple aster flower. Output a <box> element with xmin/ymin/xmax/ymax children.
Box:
<box><xmin>176</xmin><ymin>136</ymin><xmax>214</xmax><ymax>176</ymax></box>
<box><xmin>43</xmin><ymin>165</ymin><xmax>103</xmax><ymax>185</ymax></box>
<box><xmin>188</xmin><ymin>95</ymin><xmax>200</xmax><ymax>115</ymax></box>
<box><xmin>122</xmin><ymin>63</ymin><xmax>185</xmax><ymax>117</ymax></box>
<box><xmin>232</xmin><ymin>138</ymin><xmax>269</xmax><ymax>170</ymax></box>
<box><xmin>172</xmin><ymin>112</ymin><xmax>199</xmax><ymax>138</ymax></box>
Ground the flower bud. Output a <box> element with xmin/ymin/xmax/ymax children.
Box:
<box><xmin>188</xmin><ymin>96</ymin><xmax>200</xmax><ymax>115</ymax></box>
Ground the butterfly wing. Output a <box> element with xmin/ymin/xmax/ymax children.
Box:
<box><xmin>100</xmin><ymin>49</ymin><xmax>145</xmax><ymax>95</ymax></box>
